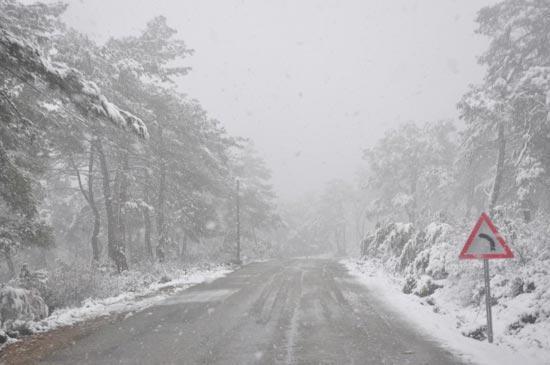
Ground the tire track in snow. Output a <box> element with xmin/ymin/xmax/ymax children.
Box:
<box><xmin>286</xmin><ymin>269</ymin><xmax>304</xmax><ymax>365</ymax></box>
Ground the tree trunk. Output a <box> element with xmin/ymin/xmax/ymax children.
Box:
<box><xmin>489</xmin><ymin>122</ymin><xmax>506</xmax><ymax>215</ymax></box>
<box><xmin>71</xmin><ymin>142</ymin><xmax>101</xmax><ymax>262</ymax></box>
<box><xmin>143</xmin><ymin>171</ymin><xmax>153</xmax><ymax>261</ymax></box>
<box><xmin>252</xmin><ymin>226</ymin><xmax>258</xmax><ymax>247</ymax></box>
<box><xmin>361</xmin><ymin>237</ymin><xmax>368</xmax><ymax>257</ymax></box>
<box><xmin>3</xmin><ymin>248</ymin><xmax>15</xmax><ymax>278</ymax></box>
<box><xmin>96</xmin><ymin>137</ymin><xmax>128</xmax><ymax>272</ymax></box>
<box><xmin>116</xmin><ymin>150</ymin><xmax>130</xmax><ymax>259</ymax></box>
<box><xmin>334</xmin><ymin>228</ymin><xmax>341</xmax><ymax>254</ymax></box>
<box><xmin>156</xmin><ymin>128</ymin><xmax>167</xmax><ymax>262</ymax></box>
<box><xmin>143</xmin><ymin>207</ymin><xmax>153</xmax><ymax>260</ymax></box>
<box><xmin>88</xmin><ymin>143</ymin><xmax>101</xmax><ymax>262</ymax></box>
<box><xmin>180</xmin><ymin>232</ymin><xmax>187</xmax><ymax>261</ymax></box>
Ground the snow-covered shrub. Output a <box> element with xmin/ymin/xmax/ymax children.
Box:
<box><xmin>360</xmin><ymin>214</ymin><xmax>550</xmax><ymax>351</ymax></box>
<box><xmin>462</xmin><ymin>324</ymin><xmax>487</xmax><ymax>341</ymax></box>
<box><xmin>386</xmin><ymin>223</ymin><xmax>415</xmax><ymax>257</ymax></box>
<box><xmin>0</xmin><ymin>286</ymin><xmax>47</xmax><ymax>330</ymax></box>
<box><xmin>510</xmin><ymin>277</ymin><xmax>525</xmax><ymax>297</ymax></box>
<box><xmin>363</xmin><ymin>222</ymin><xmax>416</xmax><ymax>272</ymax></box>
<box><xmin>9</xmin><ymin>320</ymin><xmax>34</xmax><ymax>336</ymax></box>
<box><xmin>399</xmin><ymin>231</ymin><xmax>426</xmax><ymax>272</ymax></box>
<box><xmin>364</xmin><ymin>221</ymin><xmax>451</xmax><ymax>279</ymax></box>
<box><xmin>44</xmin><ymin>261</ymin><xmax>99</xmax><ymax>310</ymax></box>
<box><xmin>40</xmin><ymin>257</ymin><xmax>221</xmax><ymax>311</ymax></box>
<box><xmin>402</xmin><ymin>275</ymin><xmax>417</xmax><ymax>294</ymax></box>
<box><xmin>411</xmin><ymin>250</ymin><xmax>430</xmax><ymax>276</ymax></box>
<box><xmin>423</xmin><ymin>223</ymin><xmax>453</xmax><ymax>279</ymax></box>
<box><xmin>14</xmin><ymin>264</ymin><xmax>51</xmax><ymax>307</ymax></box>
<box><xmin>413</xmin><ymin>275</ymin><xmax>442</xmax><ymax>297</ymax></box>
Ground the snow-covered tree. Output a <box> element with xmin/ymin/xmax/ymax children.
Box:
<box><xmin>458</xmin><ymin>0</ymin><xmax>550</xmax><ymax>219</ymax></box>
<box><xmin>362</xmin><ymin>121</ymin><xmax>456</xmax><ymax>224</ymax></box>
<box><xmin>226</xmin><ymin>141</ymin><xmax>280</xmax><ymax>254</ymax></box>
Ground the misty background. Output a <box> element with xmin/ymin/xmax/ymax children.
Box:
<box><xmin>54</xmin><ymin>0</ymin><xmax>493</xmax><ymax>201</ymax></box>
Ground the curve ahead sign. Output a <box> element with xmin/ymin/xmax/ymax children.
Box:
<box><xmin>459</xmin><ymin>212</ymin><xmax>514</xmax><ymax>260</ymax></box>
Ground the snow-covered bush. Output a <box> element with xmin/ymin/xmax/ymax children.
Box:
<box><xmin>362</xmin><ymin>222</ymin><xmax>416</xmax><ymax>271</ymax></box>
<box><xmin>41</xmin><ymin>258</ymin><xmax>225</xmax><ymax>311</ymax></box>
<box><xmin>413</xmin><ymin>275</ymin><xmax>443</xmax><ymax>297</ymax></box>
<box><xmin>359</xmin><ymin>214</ymin><xmax>550</xmax><ymax>351</ymax></box>
<box><xmin>0</xmin><ymin>286</ymin><xmax>47</xmax><ymax>330</ymax></box>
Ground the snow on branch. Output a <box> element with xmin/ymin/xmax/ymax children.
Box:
<box><xmin>0</xmin><ymin>28</ymin><xmax>149</xmax><ymax>139</ymax></box>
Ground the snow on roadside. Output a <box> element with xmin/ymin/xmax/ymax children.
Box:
<box><xmin>343</xmin><ymin>258</ymin><xmax>550</xmax><ymax>365</ymax></box>
<box><xmin>28</xmin><ymin>265</ymin><xmax>232</xmax><ymax>334</ymax></box>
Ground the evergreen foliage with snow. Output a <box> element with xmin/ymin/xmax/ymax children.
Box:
<box><xmin>355</xmin><ymin>217</ymin><xmax>550</xmax><ymax>352</ymax></box>
<box><xmin>0</xmin><ymin>0</ymin><xmax>279</xmax><ymax>340</ymax></box>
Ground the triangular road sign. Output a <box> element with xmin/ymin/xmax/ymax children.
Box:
<box><xmin>459</xmin><ymin>212</ymin><xmax>514</xmax><ymax>259</ymax></box>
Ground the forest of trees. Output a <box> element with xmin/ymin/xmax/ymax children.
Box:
<box><xmin>283</xmin><ymin>0</ymin><xmax>550</xmax><ymax>259</ymax></box>
<box><xmin>6</xmin><ymin>0</ymin><xmax>549</xmax><ymax>277</ymax></box>
<box><xmin>360</xmin><ymin>0</ymin><xmax>550</xmax><ymax>229</ymax></box>
<box><xmin>0</xmin><ymin>0</ymin><xmax>280</xmax><ymax>282</ymax></box>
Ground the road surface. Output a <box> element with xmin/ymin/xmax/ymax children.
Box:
<box><xmin>39</xmin><ymin>259</ymin><xmax>466</xmax><ymax>364</ymax></box>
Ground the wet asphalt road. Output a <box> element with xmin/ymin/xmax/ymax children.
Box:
<box><xmin>40</xmin><ymin>259</ymin><xmax>467</xmax><ymax>365</ymax></box>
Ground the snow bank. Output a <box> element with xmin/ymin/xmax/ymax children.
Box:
<box><xmin>351</xmin><ymin>217</ymin><xmax>550</xmax><ymax>364</ymax></box>
<box><xmin>0</xmin><ymin>263</ymin><xmax>232</xmax><ymax>345</ymax></box>
<box><xmin>343</xmin><ymin>259</ymin><xmax>549</xmax><ymax>365</ymax></box>
<box><xmin>28</xmin><ymin>264</ymin><xmax>231</xmax><ymax>333</ymax></box>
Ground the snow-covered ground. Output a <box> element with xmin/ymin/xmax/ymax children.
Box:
<box><xmin>33</xmin><ymin>265</ymin><xmax>232</xmax><ymax>332</ymax></box>
<box><xmin>0</xmin><ymin>264</ymin><xmax>232</xmax><ymax>347</ymax></box>
<box><xmin>343</xmin><ymin>258</ymin><xmax>550</xmax><ymax>365</ymax></box>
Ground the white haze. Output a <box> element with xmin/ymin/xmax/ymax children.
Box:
<box><xmin>55</xmin><ymin>0</ymin><xmax>495</xmax><ymax>201</ymax></box>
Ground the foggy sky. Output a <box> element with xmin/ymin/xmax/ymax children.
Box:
<box><xmin>53</xmin><ymin>0</ymin><xmax>495</xmax><ymax>201</ymax></box>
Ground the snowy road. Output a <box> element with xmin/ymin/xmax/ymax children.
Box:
<box><xmin>39</xmin><ymin>259</ymin><xmax>466</xmax><ymax>364</ymax></box>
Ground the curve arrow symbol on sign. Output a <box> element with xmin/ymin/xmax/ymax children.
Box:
<box><xmin>478</xmin><ymin>233</ymin><xmax>496</xmax><ymax>251</ymax></box>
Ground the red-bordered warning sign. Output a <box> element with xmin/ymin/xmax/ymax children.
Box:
<box><xmin>459</xmin><ymin>212</ymin><xmax>514</xmax><ymax>260</ymax></box>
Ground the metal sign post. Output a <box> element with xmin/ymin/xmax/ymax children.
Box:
<box><xmin>483</xmin><ymin>259</ymin><xmax>493</xmax><ymax>343</ymax></box>
<box><xmin>459</xmin><ymin>213</ymin><xmax>513</xmax><ymax>343</ymax></box>
<box><xmin>236</xmin><ymin>179</ymin><xmax>241</xmax><ymax>264</ymax></box>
